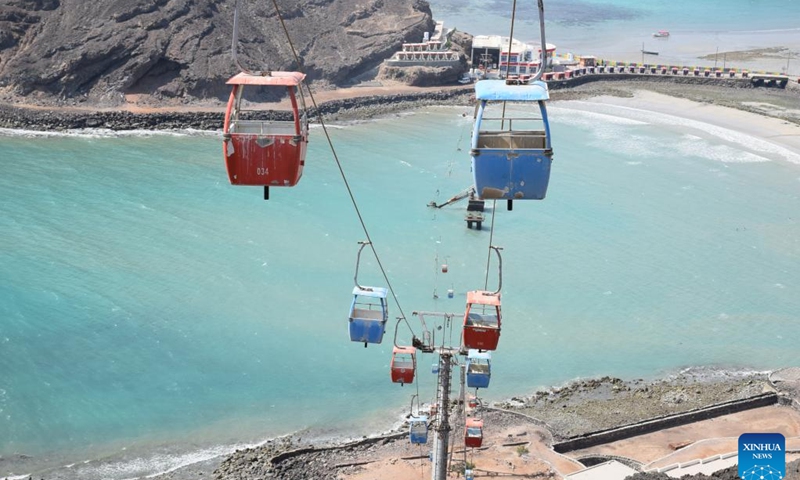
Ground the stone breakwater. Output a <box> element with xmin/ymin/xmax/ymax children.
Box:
<box><xmin>0</xmin><ymin>88</ymin><xmax>474</xmax><ymax>132</ymax></box>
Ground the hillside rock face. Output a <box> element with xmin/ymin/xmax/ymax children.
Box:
<box><xmin>0</xmin><ymin>0</ymin><xmax>434</xmax><ymax>105</ymax></box>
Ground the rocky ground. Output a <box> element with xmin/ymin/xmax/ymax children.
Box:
<box><xmin>503</xmin><ymin>370</ymin><xmax>772</xmax><ymax>440</ymax></box>
<box><xmin>698</xmin><ymin>47</ymin><xmax>797</xmax><ymax>63</ymax></box>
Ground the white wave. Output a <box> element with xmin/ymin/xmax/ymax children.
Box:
<box><xmin>3</xmin><ymin>474</ymin><xmax>31</xmax><ymax>480</ymax></box>
<box><xmin>552</xmin><ymin>107</ymin><xmax>663</xmax><ymax>158</ymax></box>
<box><xmin>673</xmin><ymin>136</ymin><xmax>770</xmax><ymax>164</ymax></box>
<box><xmin>550</xmin><ymin>106</ymin><xmax>648</xmax><ymax>127</ymax></box>
<box><xmin>67</xmin><ymin>440</ymin><xmax>264</xmax><ymax>480</ymax></box>
<box><xmin>310</xmin><ymin>123</ymin><xmax>348</xmax><ymax>130</ymax></box>
<box><xmin>556</xmin><ymin>102</ymin><xmax>800</xmax><ymax>165</ymax></box>
<box><xmin>0</xmin><ymin>127</ymin><xmax>219</xmax><ymax>139</ymax></box>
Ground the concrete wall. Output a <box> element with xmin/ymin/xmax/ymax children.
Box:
<box><xmin>553</xmin><ymin>392</ymin><xmax>779</xmax><ymax>453</ymax></box>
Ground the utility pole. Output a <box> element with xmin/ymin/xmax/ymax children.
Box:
<box><xmin>715</xmin><ymin>46</ymin><xmax>719</xmax><ymax>69</ymax></box>
<box><xmin>431</xmin><ymin>352</ymin><xmax>453</xmax><ymax>480</ymax></box>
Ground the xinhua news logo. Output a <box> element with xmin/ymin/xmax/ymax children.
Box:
<box><xmin>738</xmin><ymin>433</ymin><xmax>785</xmax><ymax>480</ymax></box>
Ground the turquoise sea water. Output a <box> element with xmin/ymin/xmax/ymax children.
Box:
<box><xmin>2</xmin><ymin>101</ymin><xmax>800</xmax><ymax>478</ymax></box>
<box><xmin>430</xmin><ymin>0</ymin><xmax>800</xmax><ymax>33</ymax></box>
<box><xmin>429</xmin><ymin>0</ymin><xmax>800</xmax><ymax>72</ymax></box>
<box><xmin>2</xmin><ymin>1</ymin><xmax>800</xmax><ymax>477</ymax></box>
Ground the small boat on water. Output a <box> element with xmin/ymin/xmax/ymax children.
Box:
<box><xmin>652</xmin><ymin>30</ymin><xmax>670</xmax><ymax>38</ymax></box>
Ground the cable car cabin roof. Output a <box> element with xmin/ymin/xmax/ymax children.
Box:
<box><xmin>466</xmin><ymin>290</ymin><xmax>501</xmax><ymax>306</ymax></box>
<box><xmin>226</xmin><ymin>71</ymin><xmax>306</xmax><ymax>86</ymax></box>
<box><xmin>474</xmin><ymin>79</ymin><xmax>549</xmax><ymax>102</ymax></box>
<box><xmin>393</xmin><ymin>345</ymin><xmax>416</xmax><ymax>356</ymax></box>
<box><xmin>352</xmin><ymin>286</ymin><xmax>389</xmax><ymax>298</ymax></box>
<box><xmin>466</xmin><ymin>418</ymin><xmax>483</xmax><ymax>428</ymax></box>
<box><xmin>468</xmin><ymin>349</ymin><xmax>491</xmax><ymax>361</ymax></box>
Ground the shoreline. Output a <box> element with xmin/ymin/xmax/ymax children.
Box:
<box><xmin>1</xmin><ymin>74</ymin><xmax>799</xmax><ymax>132</ymax></box>
<box><xmin>178</xmin><ymin>366</ymin><xmax>800</xmax><ymax>480</ymax></box>
<box><xmin>4</xmin><ymin>366</ymin><xmax>795</xmax><ymax>480</ymax></box>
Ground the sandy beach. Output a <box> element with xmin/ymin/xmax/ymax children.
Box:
<box><xmin>563</xmin><ymin>88</ymin><xmax>800</xmax><ymax>158</ymax></box>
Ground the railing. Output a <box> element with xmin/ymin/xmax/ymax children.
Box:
<box><xmin>542</xmin><ymin>61</ymin><xmax>791</xmax><ymax>83</ymax></box>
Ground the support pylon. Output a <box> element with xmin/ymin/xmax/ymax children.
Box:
<box><xmin>431</xmin><ymin>353</ymin><xmax>453</xmax><ymax>480</ymax></box>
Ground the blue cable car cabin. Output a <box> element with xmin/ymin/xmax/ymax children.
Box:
<box><xmin>409</xmin><ymin>415</ymin><xmax>429</xmax><ymax>444</ymax></box>
<box><xmin>466</xmin><ymin>349</ymin><xmax>491</xmax><ymax>389</ymax></box>
<box><xmin>348</xmin><ymin>286</ymin><xmax>388</xmax><ymax>345</ymax></box>
<box><xmin>470</xmin><ymin>79</ymin><xmax>553</xmax><ymax>202</ymax></box>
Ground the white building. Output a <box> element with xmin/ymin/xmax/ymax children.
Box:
<box><xmin>384</xmin><ymin>21</ymin><xmax>461</xmax><ymax>67</ymax></box>
<box><xmin>470</xmin><ymin>35</ymin><xmax>556</xmax><ymax>76</ymax></box>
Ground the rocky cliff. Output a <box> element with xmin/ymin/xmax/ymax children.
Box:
<box><xmin>0</xmin><ymin>0</ymin><xmax>434</xmax><ymax>105</ymax></box>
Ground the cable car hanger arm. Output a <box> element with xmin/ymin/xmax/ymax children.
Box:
<box><xmin>531</xmin><ymin>0</ymin><xmax>548</xmax><ymax>82</ymax></box>
<box><xmin>231</xmin><ymin>0</ymin><xmax>270</xmax><ymax>76</ymax></box>
<box><xmin>484</xmin><ymin>245</ymin><xmax>503</xmax><ymax>295</ymax></box>
<box><xmin>353</xmin><ymin>241</ymin><xmax>371</xmax><ymax>291</ymax></box>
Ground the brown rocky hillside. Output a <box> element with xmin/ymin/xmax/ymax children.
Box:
<box><xmin>0</xmin><ymin>0</ymin><xmax>434</xmax><ymax>105</ymax></box>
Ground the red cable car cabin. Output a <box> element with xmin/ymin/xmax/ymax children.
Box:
<box><xmin>390</xmin><ymin>346</ymin><xmax>416</xmax><ymax>386</ymax></box>
<box><xmin>222</xmin><ymin>71</ymin><xmax>308</xmax><ymax>192</ymax></box>
<box><xmin>465</xmin><ymin>418</ymin><xmax>484</xmax><ymax>448</ymax></box>
<box><xmin>463</xmin><ymin>290</ymin><xmax>501</xmax><ymax>351</ymax></box>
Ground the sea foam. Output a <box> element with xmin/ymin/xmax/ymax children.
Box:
<box><xmin>556</xmin><ymin>102</ymin><xmax>800</xmax><ymax>165</ymax></box>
